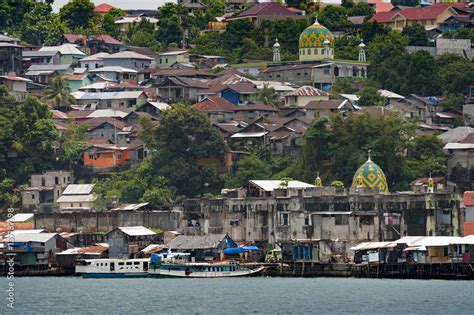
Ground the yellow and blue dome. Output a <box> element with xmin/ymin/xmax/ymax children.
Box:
<box><xmin>299</xmin><ymin>20</ymin><xmax>334</xmax><ymax>49</ymax></box>
<box><xmin>351</xmin><ymin>158</ymin><xmax>389</xmax><ymax>192</ymax></box>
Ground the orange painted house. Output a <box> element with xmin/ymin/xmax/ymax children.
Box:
<box><xmin>83</xmin><ymin>144</ymin><xmax>141</xmax><ymax>171</ymax></box>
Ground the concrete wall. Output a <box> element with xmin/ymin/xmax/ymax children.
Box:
<box><xmin>34</xmin><ymin>210</ymin><xmax>182</xmax><ymax>233</ymax></box>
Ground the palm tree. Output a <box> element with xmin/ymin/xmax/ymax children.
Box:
<box><xmin>258</xmin><ymin>83</ymin><xmax>281</xmax><ymax>108</ymax></box>
<box><xmin>43</xmin><ymin>74</ymin><xmax>75</xmax><ymax>111</ymax></box>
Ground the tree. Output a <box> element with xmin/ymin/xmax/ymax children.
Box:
<box><xmin>368</xmin><ymin>31</ymin><xmax>409</xmax><ymax>92</ymax></box>
<box><xmin>147</xmin><ymin>104</ymin><xmax>227</xmax><ymax>196</ymax></box>
<box><xmin>400</xmin><ymin>50</ymin><xmax>440</xmax><ymax>96</ymax></box>
<box><xmin>203</xmin><ymin>0</ymin><xmax>226</xmax><ymax>20</ymax></box>
<box><xmin>334</xmin><ymin>35</ymin><xmax>360</xmax><ymax>60</ymax></box>
<box><xmin>0</xmin><ymin>94</ymin><xmax>58</xmax><ymax>185</ymax></box>
<box><xmin>357</xmin><ymin>86</ymin><xmax>386</xmax><ymax>106</ymax></box>
<box><xmin>406</xmin><ymin>135</ymin><xmax>446</xmax><ymax>180</ymax></box>
<box><xmin>103</xmin><ymin>8</ymin><xmax>126</xmax><ymax>37</ymax></box>
<box><xmin>156</xmin><ymin>17</ymin><xmax>184</xmax><ymax>47</ymax></box>
<box><xmin>258</xmin><ymin>83</ymin><xmax>281</xmax><ymax>108</ymax></box>
<box><xmin>20</xmin><ymin>2</ymin><xmax>66</xmax><ymax>46</ymax></box>
<box><xmin>437</xmin><ymin>54</ymin><xmax>474</xmax><ymax>95</ymax></box>
<box><xmin>225</xmin><ymin>155</ymin><xmax>272</xmax><ymax>188</ymax></box>
<box><xmin>401</xmin><ymin>23</ymin><xmax>429</xmax><ymax>46</ymax></box>
<box><xmin>57</xmin><ymin>119</ymin><xmax>88</xmax><ymax>170</ymax></box>
<box><xmin>318</xmin><ymin>6</ymin><xmax>349</xmax><ymax>31</ymax></box>
<box><xmin>441</xmin><ymin>93</ymin><xmax>465</xmax><ymax>112</ymax></box>
<box><xmin>59</xmin><ymin>0</ymin><xmax>98</xmax><ymax>33</ymax></box>
<box><xmin>361</xmin><ymin>21</ymin><xmax>389</xmax><ymax>43</ymax></box>
<box><xmin>348</xmin><ymin>3</ymin><xmax>374</xmax><ymax>18</ymax></box>
<box><xmin>43</xmin><ymin>75</ymin><xmax>75</xmax><ymax>110</ymax></box>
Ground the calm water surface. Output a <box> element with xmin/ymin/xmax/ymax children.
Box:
<box><xmin>0</xmin><ymin>277</ymin><xmax>473</xmax><ymax>314</ymax></box>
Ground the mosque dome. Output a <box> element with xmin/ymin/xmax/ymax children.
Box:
<box><xmin>351</xmin><ymin>156</ymin><xmax>389</xmax><ymax>192</ymax></box>
<box><xmin>299</xmin><ymin>20</ymin><xmax>334</xmax><ymax>62</ymax></box>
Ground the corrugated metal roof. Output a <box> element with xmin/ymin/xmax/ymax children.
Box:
<box><xmin>56</xmin><ymin>194</ymin><xmax>96</xmax><ymax>203</ymax></box>
<box><xmin>7</xmin><ymin>213</ymin><xmax>34</xmax><ymax>222</ymax></box>
<box><xmin>11</xmin><ymin>229</ymin><xmax>44</xmax><ymax>235</ymax></box>
<box><xmin>110</xmin><ymin>203</ymin><xmax>149</xmax><ymax>211</ymax></box>
<box><xmin>443</xmin><ymin>143</ymin><xmax>474</xmax><ymax>150</ymax></box>
<box><xmin>410</xmin><ymin>236</ymin><xmax>464</xmax><ymax>247</ymax></box>
<box><xmin>167</xmin><ymin>234</ymin><xmax>227</xmax><ymax>250</ymax></box>
<box><xmin>79</xmin><ymin>52</ymin><xmax>111</xmax><ymax>62</ymax></box>
<box><xmin>249</xmin><ymin>180</ymin><xmax>316</xmax><ymax>191</ymax></box>
<box><xmin>350</xmin><ymin>242</ymin><xmax>397</xmax><ymax>251</ymax></box>
<box><xmin>71</xmin><ymin>91</ymin><xmax>144</xmax><ymax>100</ymax></box>
<box><xmin>88</xmin><ymin>66</ymin><xmax>137</xmax><ymax>73</ymax></box>
<box><xmin>87</xmin><ymin>109</ymin><xmax>128</xmax><ymax>119</ymax></box>
<box><xmin>230</xmin><ymin>131</ymin><xmax>267</xmax><ymax>138</ymax></box>
<box><xmin>39</xmin><ymin>44</ymin><xmax>86</xmax><ymax>56</ymax></box>
<box><xmin>146</xmin><ymin>102</ymin><xmax>170</xmax><ymax>111</ymax></box>
<box><xmin>451</xmin><ymin>235</ymin><xmax>474</xmax><ymax>245</ymax></box>
<box><xmin>62</xmin><ymin>184</ymin><xmax>95</xmax><ymax>195</ymax></box>
<box><xmin>3</xmin><ymin>233</ymin><xmax>57</xmax><ymax>243</ymax></box>
<box><xmin>102</xmin><ymin>51</ymin><xmax>154</xmax><ymax>60</ymax></box>
<box><xmin>117</xmin><ymin>226</ymin><xmax>156</xmax><ymax>236</ymax></box>
<box><xmin>284</xmin><ymin>85</ymin><xmax>329</xmax><ymax>97</ymax></box>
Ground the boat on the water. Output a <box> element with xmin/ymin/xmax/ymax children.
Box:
<box><xmin>76</xmin><ymin>258</ymin><xmax>150</xmax><ymax>278</ymax></box>
<box><xmin>148</xmin><ymin>253</ymin><xmax>264</xmax><ymax>278</ymax></box>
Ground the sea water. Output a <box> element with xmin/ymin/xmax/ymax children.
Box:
<box><xmin>0</xmin><ymin>277</ymin><xmax>473</xmax><ymax>314</ymax></box>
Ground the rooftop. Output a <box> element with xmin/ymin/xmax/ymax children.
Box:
<box><xmin>116</xmin><ymin>226</ymin><xmax>156</xmax><ymax>236</ymax></box>
<box><xmin>249</xmin><ymin>180</ymin><xmax>316</xmax><ymax>192</ymax></box>
<box><xmin>62</xmin><ymin>184</ymin><xmax>95</xmax><ymax>195</ymax></box>
<box><xmin>102</xmin><ymin>51</ymin><xmax>154</xmax><ymax>61</ymax></box>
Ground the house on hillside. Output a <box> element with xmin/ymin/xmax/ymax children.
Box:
<box><xmin>136</xmin><ymin>101</ymin><xmax>170</xmax><ymax>118</ymax></box>
<box><xmin>56</xmin><ymin>184</ymin><xmax>97</xmax><ymax>212</ymax></box>
<box><xmin>83</xmin><ymin>144</ymin><xmax>145</xmax><ymax>171</ymax></box>
<box><xmin>0</xmin><ymin>76</ymin><xmax>30</xmax><ymax>101</ymax></box>
<box><xmin>233</xmin><ymin>102</ymin><xmax>280</xmax><ymax>120</ymax></box>
<box><xmin>157</xmin><ymin>51</ymin><xmax>190</xmax><ymax>68</ymax></box>
<box><xmin>78</xmin><ymin>52</ymin><xmax>110</xmax><ymax>70</ymax></box>
<box><xmin>38</xmin><ymin>44</ymin><xmax>86</xmax><ymax>65</ymax></box>
<box><xmin>192</xmin><ymin>96</ymin><xmax>237</xmax><ymax>123</ymax></box>
<box><xmin>22</xmin><ymin>50</ymin><xmax>61</xmax><ymax>67</ymax></box>
<box><xmin>88</xmin><ymin>66</ymin><xmax>138</xmax><ymax>83</ymax></box>
<box><xmin>0</xmin><ymin>35</ymin><xmax>23</xmax><ymax>75</ymax></box>
<box><xmin>226</xmin><ymin>3</ymin><xmax>306</xmax><ymax>25</ymax></box>
<box><xmin>21</xmin><ymin>171</ymin><xmax>72</xmax><ymax>212</ymax></box>
<box><xmin>102</xmin><ymin>51</ymin><xmax>154</xmax><ymax>70</ymax></box>
<box><xmin>63</xmin><ymin>74</ymin><xmax>91</xmax><ymax>92</ymax></box>
<box><xmin>115</xmin><ymin>15</ymin><xmax>159</xmax><ymax>32</ymax></box>
<box><xmin>61</xmin><ymin>34</ymin><xmax>123</xmax><ymax>55</ymax></box>
<box><xmin>154</xmin><ymin>76</ymin><xmax>209</xmax><ymax>103</ymax></box>
<box><xmin>304</xmin><ymin>99</ymin><xmax>356</xmax><ymax>119</ymax></box>
<box><xmin>284</xmin><ymin>86</ymin><xmax>330</xmax><ymax>107</ymax></box>
<box><xmin>71</xmin><ymin>91</ymin><xmax>147</xmax><ymax>111</ymax></box>
<box><xmin>25</xmin><ymin>64</ymin><xmax>73</xmax><ymax>84</ymax></box>
<box><xmin>370</xmin><ymin>4</ymin><xmax>465</xmax><ymax>31</ymax></box>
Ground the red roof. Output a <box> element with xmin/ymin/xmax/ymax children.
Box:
<box><xmin>368</xmin><ymin>0</ymin><xmax>394</xmax><ymax>13</ymax></box>
<box><xmin>236</xmin><ymin>3</ymin><xmax>296</xmax><ymax>18</ymax></box>
<box><xmin>371</xmin><ymin>4</ymin><xmax>463</xmax><ymax>22</ymax></box>
<box><xmin>64</xmin><ymin>34</ymin><xmax>122</xmax><ymax>45</ymax></box>
<box><xmin>287</xmin><ymin>7</ymin><xmax>305</xmax><ymax>13</ymax></box>
<box><xmin>193</xmin><ymin>96</ymin><xmax>237</xmax><ymax>112</ymax></box>
<box><xmin>94</xmin><ymin>3</ymin><xmax>116</xmax><ymax>13</ymax></box>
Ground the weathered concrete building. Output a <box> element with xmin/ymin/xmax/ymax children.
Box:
<box><xmin>21</xmin><ymin>171</ymin><xmax>72</xmax><ymax>212</ymax></box>
<box><xmin>182</xmin><ymin>186</ymin><xmax>462</xmax><ymax>250</ymax></box>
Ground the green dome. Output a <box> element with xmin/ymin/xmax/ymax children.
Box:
<box><xmin>299</xmin><ymin>20</ymin><xmax>334</xmax><ymax>49</ymax></box>
<box><xmin>352</xmin><ymin>158</ymin><xmax>389</xmax><ymax>192</ymax></box>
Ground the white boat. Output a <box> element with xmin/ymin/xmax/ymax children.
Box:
<box><xmin>148</xmin><ymin>253</ymin><xmax>264</xmax><ymax>278</ymax></box>
<box><xmin>76</xmin><ymin>258</ymin><xmax>150</xmax><ymax>278</ymax></box>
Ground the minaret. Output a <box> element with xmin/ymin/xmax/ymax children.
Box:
<box><xmin>314</xmin><ymin>172</ymin><xmax>323</xmax><ymax>187</ymax></box>
<box><xmin>358</xmin><ymin>39</ymin><xmax>366</xmax><ymax>62</ymax></box>
<box><xmin>273</xmin><ymin>38</ymin><xmax>281</xmax><ymax>63</ymax></box>
<box><xmin>427</xmin><ymin>173</ymin><xmax>435</xmax><ymax>193</ymax></box>
<box><xmin>323</xmin><ymin>39</ymin><xmax>330</xmax><ymax>59</ymax></box>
